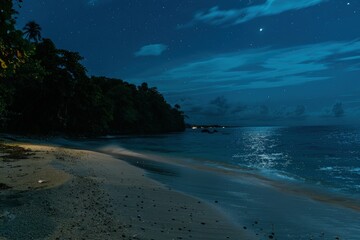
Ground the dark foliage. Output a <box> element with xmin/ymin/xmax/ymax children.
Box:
<box><xmin>0</xmin><ymin>1</ymin><xmax>185</xmax><ymax>136</ymax></box>
<box><xmin>23</xmin><ymin>21</ymin><xmax>42</xmax><ymax>43</ymax></box>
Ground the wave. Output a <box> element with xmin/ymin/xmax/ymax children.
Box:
<box><xmin>258</xmin><ymin>168</ymin><xmax>300</xmax><ymax>182</ymax></box>
<box><xmin>320</xmin><ymin>166</ymin><xmax>360</xmax><ymax>175</ymax></box>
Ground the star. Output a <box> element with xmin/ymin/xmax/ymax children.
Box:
<box><xmin>259</xmin><ymin>28</ymin><xmax>264</xmax><ymax>32</ymax></box>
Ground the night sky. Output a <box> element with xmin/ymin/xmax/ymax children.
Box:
<box><xmin>17</xmin><ymin>0</ymin><xmax>360</xmax><ymax>126</ymax></box>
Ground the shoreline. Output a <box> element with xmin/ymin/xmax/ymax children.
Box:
<box><xmin>2</xmin><ymin>136</ymin><xmax>360</xmax><ymax>239</ymax></box>
<box><xmin>97</xmin><ymin>143</ymin><xmax>360</xmax><ymax>239</ymax></box>
<box><xmin>0</xmin><ymin>140</ymin><xmax>254</xmax><ymax>239</ymax></box>
<box><xmin>99</xmin><ymin>144</ymin><xmax>360</xmax><ymax>212</ymax></box>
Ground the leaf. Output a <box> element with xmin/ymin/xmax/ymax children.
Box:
<box><xmin>0</xmin><ymin>59</ymin><xmax>8</xmax><ymax>69</ymax></box>
<box><xmin>16</xmin><ymin>50</ymin><xmax>23</xmax><ymax>58</ymax></box>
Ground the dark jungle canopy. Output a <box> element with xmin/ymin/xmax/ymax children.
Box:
<box><xmin>0</xmin><ymin>0</ymin><xmax>185</xmax><ymax>136</ymax></box>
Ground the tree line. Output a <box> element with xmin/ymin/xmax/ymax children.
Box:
<box><xmin>0</xmin><ymin>0</ymin><xmax>185</xmax><ymax>136</ymax></box>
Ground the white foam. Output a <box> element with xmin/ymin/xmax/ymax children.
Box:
<box><xmin>99</xmin><ymin>144</ymin><xmax>144</xmax><ymax>158</ymax></box>
<box><xmin>350</xmin><ymin>168</ymin><xmax>360</xmax><ymax>174</ymax></box>
<box><xmin>320</xmin><ymin>166</ymin><xmax>360</xmax><ymax>175</ymax></box>
<box><xmin>320</xmin><ymin>166</ymin><xmax>334</xmax><ymax>171</ymax></box>
<box><xmin>259</xmin><ymin>169</ymin><xmax>299</xmax><ymax>182</ymax></box>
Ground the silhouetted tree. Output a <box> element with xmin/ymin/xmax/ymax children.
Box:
<box><xmin>0</xmin><ymin>0</ymin><xmax>31</xmax><ymax>78</ymax></box>
<box><xmin>1</xmin><ymin>0</ymin><xmax>32</xmax><ymax>128</ymax></box>
<box><xmin>0</xmin><ymin>82</ymin><xmax>13</xmax><ymax>127</ymax></box>
<box><xmin>1</xmin><ymin>0</ymin><xmax>185</xmax><ymax>135</ymax></box>
<box><xmin>23</xmin><ymin>21</ymin><xmax>42</xmax><ymax>43</ymax></box>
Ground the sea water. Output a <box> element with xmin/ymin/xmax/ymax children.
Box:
<box><xmin>105</xmin><ymin>126</ymin><xmax>360</xmax><ymax>196</ymax></box>
<box><xmin>56</xmin><ymin>125</ymin><xmax>360</xmax><ymax>239</ymax></box>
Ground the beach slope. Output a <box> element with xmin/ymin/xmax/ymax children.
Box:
<box><xmin>0</xmin><ymin>141</ymin><xmax>252</xmax><ymax>240</ymax></box>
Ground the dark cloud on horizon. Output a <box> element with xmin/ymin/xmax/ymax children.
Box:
<box><xmin>184</xmin><ymin>97</ymin><xmax>311</xmax><ymax>125</ymax></box>
<box><xmin>183</xmin><ymin>97</ymin><xmax>359</xmax><ymax>125</ymax></box>
<box><xmin>259</xmin><ymin>105</ymin><xmax>269</xmax><ymax>116</ymax></box>
<box><xmin>293</xmin><ymin>105</ymin><xmax>306</xmax><ymax>117</ymax></box>
<box><xmin>332</xmin><ymin>102</ymin><xmax>345</xmax><ymax>117</ymax></box>
<box><xmin>194</xmin><ymin>96</ymin><xmax>231</xmax><ymax>117</ymax></box>
<box><xmin>210</xmin><ymin>96</ymin><xmax>230</xmax><ymax>110</ymax></box>
<box><xmin>231</xmin><ymin>104</ymin><xmax>248</xmax><ymax>114</ymax></box>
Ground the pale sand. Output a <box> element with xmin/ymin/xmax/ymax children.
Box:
<box><xmin>0</xmin><ymin>144</ymin><xmax>71</xmax><ymax>191</ymax></box>
<box><xmin>0</xmin><ymin>142</ymin><xmax>254</xmax><ymax>240</ymax></box>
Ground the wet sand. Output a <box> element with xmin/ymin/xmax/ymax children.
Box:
<box><xmin>0</xmin><ymin>141</ymin><xmax>254</xmax><ymax>240</ymax></box>
<box><xmin>100</xmin><ymin>145</ymin><xmax>360</xmax><ymax>211</ymax></box>
<box><xmin>98</xmin><ymin>144</ymin><xmax>360</xmax><ymax>239</ymax></box>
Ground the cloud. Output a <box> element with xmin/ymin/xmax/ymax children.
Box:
<box><xmin>134</xmin><ymin>44</ymin><xmax>168</xmax><ymax>57</ymax></box>
<box><xmin>184</xmin><ymin>96</ymin><xmax>232</xmax><ymax>117</ymax></box>
<box><xmin>184</xmin><ymin>101</ymin><xmax>311</xmax><ymax>125</ymax></box>
<box><xmin>259</xmin><ymin>105</ymin><xmax>269</xmax><ymax>115</ymax></box>
<box><xmin>321</xmin><ymin>102</ymin><xmax>347</xmax><ymax>119</ymax></box>
<box><xmin>293</xmin><ymin>105</ymin><xmax>306</xmax><ymax>117</ymax></box>
<box><xmin>231</xmin><ymin>104</ymin><xmax>248</xmax><ymax>114</ymax></box>
<box><xmin>134</xmin><ymin>40</ymin><xmax>360</xmax><ymax>97</ymax></box>
<box><xmin>210</xmin><ymin>96</ymin><xmax>229</xmax><ymax>109</ymax></box>
<box><xmin>339</xmin><ymin>55</ymin><xmax>360</xmax><ymax>61</ymax></box>
<box><xmin>200</xmin><ymin>96</ymin><xmax>231</xmax><ymax>116</ymax></box>
<box><xmin>87</xmin><ymin>0</ymin><xmax>97</xmax><ymax>5</ymax></box>
<box><xmin>86</xmin><ymin>0</ymin><xmax>111</xmax><ymax>6</ymax></box>
<box><xmin>332</xmin><ymin>102</ymin><xmax>344</xmax><ymax>117</ymax></box>
<box><xmin>185</xmin><ymin>0</ymin><xmax>327</xmax><ymax>27</ymax></box>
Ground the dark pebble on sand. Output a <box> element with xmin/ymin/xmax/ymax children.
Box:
<box><xmin>0</xmin><ymin>183</ymin><xmax>11</xmax><ymax>190</ymax></box>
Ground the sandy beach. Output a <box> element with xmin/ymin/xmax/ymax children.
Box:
<box><xmin>0</xmin><ymin>140</ymin><xmax>254</xmax><ymax>240</ymax></box>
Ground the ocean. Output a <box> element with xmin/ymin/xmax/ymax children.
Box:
<box><xmin>103</xmin><ymin>125</ymin><xmax>360</xmax><ymax>195</ymax></box>
<box><xmin>57</xmin><ymin>125</ymin><xmax>360</xmax><ymax>239</ymax></box>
